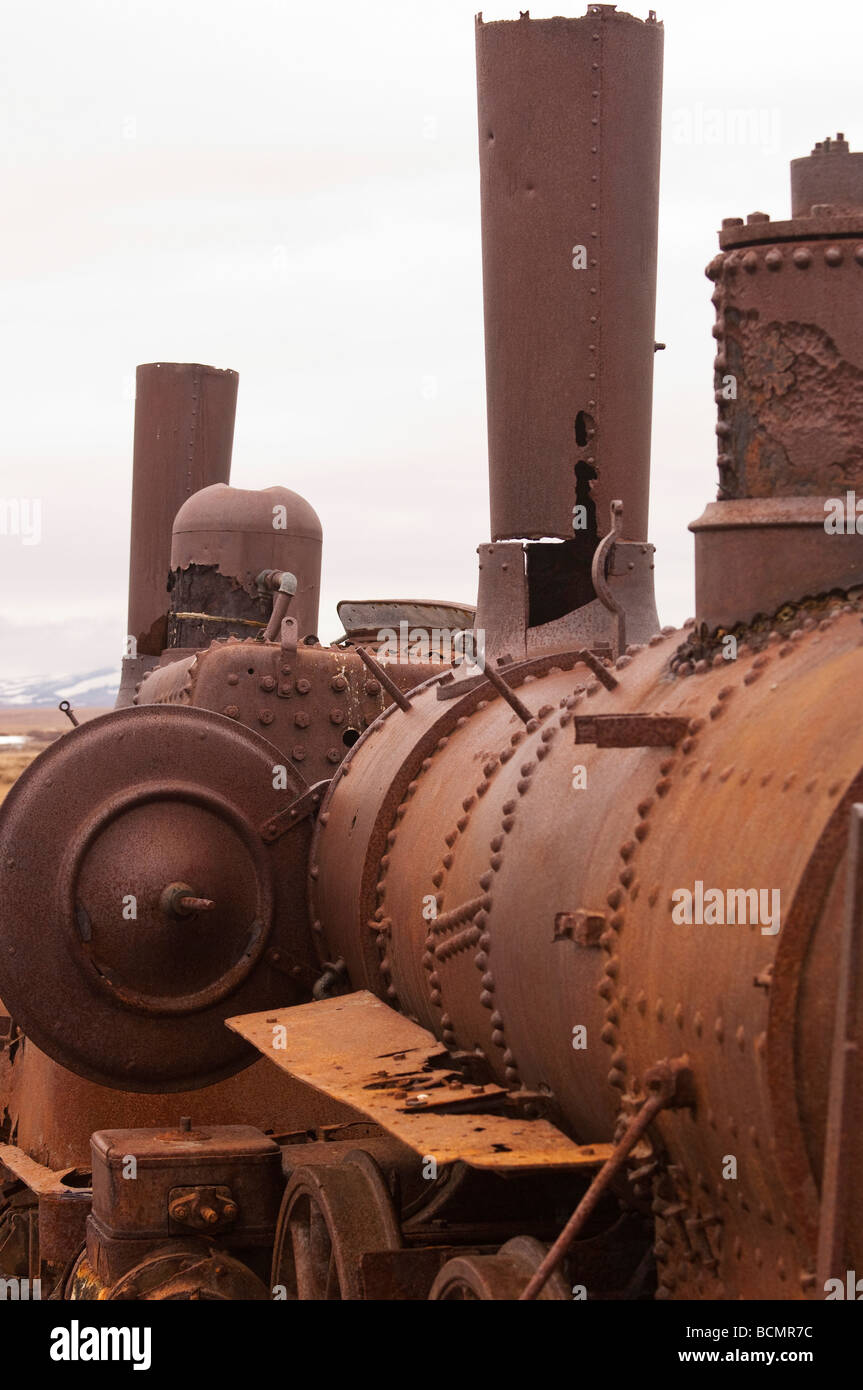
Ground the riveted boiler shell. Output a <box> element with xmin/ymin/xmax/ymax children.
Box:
<box><xmin>311</xmin><ymin>610</ymin><xmax>863</xmax><ymax>1296</ymax></box>
<box><xmin>0</xmin><ymin>706</ymin><xmax>316</xmax><ymax>1092</ymax></box>
<box><xmin>309</xmin><ymin>647</ymin><xmax>685</xmax><ymax>1141</ymax></box>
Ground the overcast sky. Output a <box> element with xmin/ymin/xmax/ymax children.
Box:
<box><xmin>1</xmin><ymin>0</ymin><xmax>859</xmax><ymax>679</ymax></box>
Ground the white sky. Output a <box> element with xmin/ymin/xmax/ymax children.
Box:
<box><xmin>0</xmin><ymin>0</ymin><xmax>859</xmax><ymax>678</ymax></box>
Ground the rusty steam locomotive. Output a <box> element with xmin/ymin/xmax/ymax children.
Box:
<box><xmin>1</xmin><ymin>6</ymin><xmax>862</xmax><ymax>1304</ymax></box>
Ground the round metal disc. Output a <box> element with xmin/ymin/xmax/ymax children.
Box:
<box><xmin>0</xmin><ymin>706</ymin><xmax>315</xmax><ymax>1092</ymax></box>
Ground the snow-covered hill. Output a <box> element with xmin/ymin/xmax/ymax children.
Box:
<box><xmin>0</xmin><ymin>668</ymin><xmax>118</xmax><ymax>708</ymax></box>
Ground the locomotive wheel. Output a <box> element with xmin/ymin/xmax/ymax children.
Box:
<box><xmin>428</xmin><ymin>1236</ymin><xmax>569</xmax><ymax>1301</ymax></box>
<box><xmin>68</xmin><ymin>1241</ymin><xmax>269</xmax><ymax>1300</ymax></box>
<box><xmin>271</xmin><ymin>1152</ymin><xmax>401</xmax><ymax>1300</ymax></box>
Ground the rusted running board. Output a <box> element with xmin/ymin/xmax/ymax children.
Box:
<box><xmin>0</xmin><ymin>1143</ymin><xmax>80</xmax><ymax>1196</ymax></box>
<box><xmin>227</xmin><ymin>991</ymin><xmax>611</xmax><ymax>1172</ymax></box>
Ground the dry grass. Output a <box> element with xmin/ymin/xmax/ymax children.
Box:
<box><xmin>0</xmin><ymin>708</ymin><xmax>109</xmax><ymax>805</ymax></box>
<box><xmin>0</xmin><ymin>750</ymin><xmax>40</xmax><ymax>803</ymax></box>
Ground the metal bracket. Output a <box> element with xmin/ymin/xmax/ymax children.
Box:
<box><xmin>575</xmin><ymin>713</ymin><xmax>689</xmax><ymax>748</ymax></box>
<box><xmin>554</xmin><ymin>910</ymin><xmax>605</xmax><ymax>946</ymax></box>
<box><xmin>260</xmin><ymin>780</ymin><xmax>331</xmax><ymax>844</ymax></box>
<box><xmin>520</xmin><ymin>1057</ymin><xmax>694</xmax><ymax>1300</ymax></box>
<box><xmin>280</xmin><ymin>616</ymin><xmax>298</xmax><ymax>655</ymax></box>
<box><xmin>591</xmin><ymin>500</ymin><xmax>626</xmax><ymax>656</ymax></box>
<box><xmin>356</xmin><ymin>647</ymin><xmax>412</xmax><ymax>712</ymax></box>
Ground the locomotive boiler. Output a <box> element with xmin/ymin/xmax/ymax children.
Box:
<box><xmin>1</xmin><ymin>5</ymin><xmax>862</xmax><ymax>1304</ymax></box>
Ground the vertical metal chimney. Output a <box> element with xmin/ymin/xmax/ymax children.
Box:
<box><xmin>116</xmin><ymin>362</ymin><xmax>239</xmax><ymax>707</ymax></box>
<box><xmin>474</xmin><ymin>7</ymin><xmax>664</xmax><ymax>662</ymax></box>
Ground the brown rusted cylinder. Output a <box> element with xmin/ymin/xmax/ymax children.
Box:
<box><xmin>791</xmin><ymin>134</ymin><xmax>863</xmax><ymax>217</ymax></box>
<box><xmin>127</xmin><ymin>363</ymin><xmax>238</xmax><ymax>657</ymax></box>
<box><xmin>692</xmin><ymin>140</ymin><xmax>863</xmax><ymax>630</ymax></box>
<box><xmin>476</xmin><ymin>8</ymin><xmax>663</xmax><ymax>544</ymax></box>
<box><xmin>310</xmin><ymin>612</ymin><xmax>863</xmax><ymax>1297</ymax></box>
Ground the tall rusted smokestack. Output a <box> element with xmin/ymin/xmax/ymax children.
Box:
<box><xmin>473</xmin><ymin>7</ymin><xmax>664</xmax><ymax>662</ymax></box>
<box><xmin>116</xmin><ymin>362</ymin><xmax>239</xmax><ymax>707</ymax></box>
<box><xmin>692</xmin><ymin>136</ymin><xmax>863</xmax><ymax>631</ymax></box>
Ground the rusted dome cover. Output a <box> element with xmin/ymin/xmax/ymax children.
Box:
<box><xmin>0</xmin><ymin>706</ymin><xmax>316</xmax><ymax>1092</ymax></box>
<box><xmin>170</xmin><ymin>484</ymin><xmax>323</xmax><ymax>637</ymax></box>
<box><xmin>171</xmin><ymin>484</ymin><xmax>321</xmax><ymax>561</ymax></box>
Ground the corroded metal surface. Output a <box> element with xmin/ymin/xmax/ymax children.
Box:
<box><xmin>2</xmin><ymin>6</ymin><xmax>862</xmax><ymax>1308</ymax></box>
<box><xmin>135</xmin><ymin>639</ymin><xmax>443</xmax><ymax>787</ymax></box>
<box><xmin>7</xmin><ymin>1041</ymin><xmax>358</xmax><ymax>1172</ymax></box>
<box><xmin>127</xmin><ymin>364</ymin><xmax>238</xmax><ymax>660</ymax></box>
<box><xmin>310</xmin><ymin>603</ymin><xmax>863</xmax><ymax>1297</ymax></box>
<box><xmin>476</xmin><ymin>9</ymin><xmax>663</xmax><ymax>545</ymax></box>
<box><xmin>170</xmin><ymin>484</ymin><xmax>323</xmax><ymax>643</ymax></box>
<box><xmin>692</xmin><ymin>136</ymin><xmax>863</xmax><ymax>628</ymax></box>
<box><xmin>430</xmin><ymin>1236</ymin><xmax>569</xmax><ymax>1301</ymax></box>
<box><xmin>271</xmin><ymin>1151</ymin><xmax>402</xmax><ymax>1300</ymax></box>
<box><xmin>0</xmin><ymin>706</ymin><xmax>319</xmax><ymax>1091</ymax></box>
<box><xmin>227</xmin><ymin>992</ymin><xmax>612</xmax><ymax>1171</ymax></box>
<box><xmin>473</xmin><ymin>9</ymin><xmax>663</xmax><ymax>662</ymax></box>
<box><xmin>87</xmin><ymin>1124</ymin><xmax>282</xmax><ymax>1286</ymax></box>
<box><xmin>70</xmin><ymin>1241</ymin><xmax>270</xmax><ymax>1300</ymax></box>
